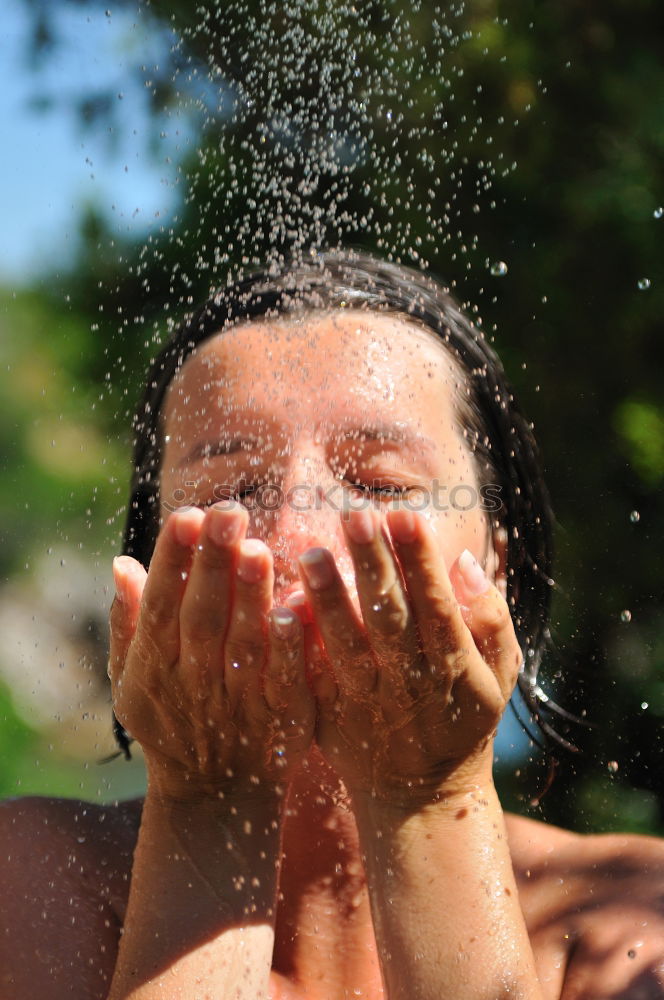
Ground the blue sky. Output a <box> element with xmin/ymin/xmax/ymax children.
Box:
<box><xmin>0</xmin><ymin>0</ymin><xmax>187</xmax><ymax>284</ymax></box>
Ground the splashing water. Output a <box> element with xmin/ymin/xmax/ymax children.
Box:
<box><xmin>119</xmin><ymin>0</ymin><xmax>535</xmax><ymax>309</ymax></box>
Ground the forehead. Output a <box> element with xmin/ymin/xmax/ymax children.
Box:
<box><xmin>163</xmin><ymin>310</ymin><xmax>465</xmax><ymax>449</ymax></box>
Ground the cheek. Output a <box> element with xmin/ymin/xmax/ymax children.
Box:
<box><xmin>157</xmin><ymin>469</ymin><xmax>196</xmax><ymax>526</ymax></box>
<box><xmin>426</xmin><ymin>501</ymin><xmax>489</xmax><ymax>571</ymax></box>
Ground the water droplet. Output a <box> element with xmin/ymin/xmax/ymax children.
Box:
<box><xmin>641</xmin><ymin>701</ymin><xmax>649</xmax><ymax>710</ymax></box>
<box><xmin>620</xmin><ymin>609</ymin><xmax>632</xmax><ymax>623</ymax></box>
<box><xmin>607</xmin><ymin>760</ymin><xmax>619</xmax><ymax>773</ymax></box>
<box><xmin>490</xmin><ymin>261</ymin><xmax>508</xmax><ymax>277</ymax></box>
<box><xmin>630</xmin><ymin>510</ymin><xmax>640</xmax><ymax>523</ymax></box>
<box><xmin>637</xmin><ymin>278</ymin><xmax>651</xmax><ymax>290</ymax></box>
<box><xmin>654</xmin><ymin>207</ymin><xmax>663</xmax><ymax>219</ymax></box>
<box><xmin>231</xmin><ymin>661</ymin><xmax>241</xmax><ymax>670</ymax></box>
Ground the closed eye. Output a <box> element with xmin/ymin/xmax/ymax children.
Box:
<box><xmin>194</xmin><ymin>479</ymin><xmax>413</xmax><ymax>511</ymax></box>
<box><xmin>345</xmin><ymin>479</ymin><xmax>411</xmax><ymax>499</ymax></box>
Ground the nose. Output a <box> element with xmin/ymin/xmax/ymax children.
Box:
<box><xmin>249</xmin><ymin>442</ymin><xmax>350</xmax><ymax>593</ymax></box>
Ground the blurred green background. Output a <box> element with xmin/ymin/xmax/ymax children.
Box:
<box><xmin>0</xmin><ymin>0</ymin><xmax>663</xmax><ymax>834</ymax></box>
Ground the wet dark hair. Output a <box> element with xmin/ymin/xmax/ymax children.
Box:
<box><xmin>114</xmin><ymin>249</ymin><xmax>574</xmax><ymax>759</ymax></box>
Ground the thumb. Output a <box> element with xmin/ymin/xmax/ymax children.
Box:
<box><xmin>450</xmin><ymin>549</ymin><xmax>522</xmax><ymax>700</ymax></box>
<box><xmin>449</xmin><ymin>548</ymin><xmax>493</xmax><ymax>611</ymax></box>
<box><xmin>109</xmin><ymin>555</ymin><xmax>147</xmax><ymax>683</ymax></box>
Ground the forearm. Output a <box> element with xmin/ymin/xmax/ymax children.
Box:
<box><xmin>108</xmin><ymin>790</ymin><xmax>283</xmax><ymax>1000</ymax></box>
<box><xmin>353</xmin><ymin>778</ymin><xmax>544</xmax><ymax>1000</ymax></box>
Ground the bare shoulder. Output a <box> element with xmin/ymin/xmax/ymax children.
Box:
<box><xmin>0</xmin><ymin>795</ymin><xmax>142</xmax><ymax>1000</ymax></box>
<box><xmin>505</xmin><ymin>809</ymin><xmax>664</xmax><ymax>900</ymax></box>
<box><xmin>505</xmin><ymin>812</ymin><xmax>664</xmax><ymax>999</ymax></box>
<box><xmin>0</xmin><ymin>794</ymin><xmax>142</xmax><ymax>916</ymax></box>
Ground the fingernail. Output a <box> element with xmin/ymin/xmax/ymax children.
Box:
<box><xmin>270</xmin><ymin>607</ymin><xmax>297</xmax><ymax>639</ymax></box>
<box><xmin>208</xmin><ymin>503</ymin><xmax>244</xmax><ymax>546</ymax></box>
<box><xmin>285</xmin><ymin>589</ymin><xmax>313</xmax><ymax>624</ymax></box>
<box><xmin>345</xmin><ymin>505</ymin><xmax>375</xmax><ymax>544</ymax></box>
<box><xmin>388</xmin><ymin>508</ymin><xmax>417</xmax><ymax>543</ymax></box>
<box><xmin>458</xmin><ymin>549</ymin><xmax>490</xmax><ymax>596</ymax></box>
<box><xmin>237</xmin><ymin>539</ymin><xmax>267</xmax><ymax>584</ymax></box>
<box><xmin>173</xmin><ymin>509</ymin><xmax>203</xmax><ymax>547</ymax></box>
<box><xmin>112</xmin><ymin>556</ymin><xmax>126</xmax><ymax>602</ymax></box>
<box><xmin>299</xmin><ymin>548</ymin><xmax>334</xmax><ymax>590</ymax></box>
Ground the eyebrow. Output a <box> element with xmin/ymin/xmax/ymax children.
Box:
<box><xmin>178</xmin><ymin>437</ymin><xmax>259</xmax><ymax>467</ymax></box>
<box><xmin>335</xmin><ymin>422</ymin><xmax>439</xmax><ymax>458</ymax></box>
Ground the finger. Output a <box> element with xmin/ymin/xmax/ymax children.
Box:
<box><xmin>179</xmin><ymin>502</ymin><xmax>248</xmax><ymax>700</ymax></box>
<box><xmin>264</xmin><ymin>609</ymin><xmax>315</xmax><ymax>769</ymax></box>
<box><xmin>283</xmin><ymin>589</ymin><xmax>313</xmax><ymax>626</ymax></box>
<box><xmin>109</xmin><ymin>555</ymin><xmax>147</xmax><ymax>683</ymax></box>
<box><xmin>298</xmin><ymin>547</ymin><xmax>375</xmax><ymax>699</ymax></box>
<box><xmin>224</xmin><ymin>538</ymin><xmax>274</xmax><ymax>713</ymax></box>
<box><xmin>385</xmin><ymin>507</ymin><xmax>471</xmax><ymax>691</ymax></box>
<box><xmin>342</xmin><ymin>504</ymin><xmax>420</xmax><ymax>682</ymax></box>
<box><xmin>451</xmin><ymin>549</ymin><xmax>522</xmax><ymax>702</ymax></box>
<box><xmin>285</xmin><ymin>589</ymin><xmax>337</xmax><ymax>706</ymax></box>
<box><xmin>265</xmin><ymin>609</ymin><xmax>307</xmax><ymax>705</ymax></box>
<box><xmin>135</xmin><ymin>507</ymin><xmax>205</xmax><ymax>662</ymax></box>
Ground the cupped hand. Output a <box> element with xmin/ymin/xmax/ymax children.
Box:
<box><xmin>108</xmin><ymin>502</ymin><xmax>315</xmax><ymax>804</ymax></box>
<box><xmin>292</xmin><ymin>505</ymin><xmax>523</xmax><ymax>805</ymax></box>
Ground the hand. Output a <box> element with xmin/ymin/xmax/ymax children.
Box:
<box><xmin>292</xmin><ymin>505</ymin><xmax>522</xmax><ymax>805</ymax></box>
<box><xmin>109</xmin><ymin>502</ymin><xmax>315</xmax><ymax>804</ymax></box>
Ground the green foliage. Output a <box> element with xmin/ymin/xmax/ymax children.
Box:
<box><xmin>0</xmin><ymin>286</ymin><xmax>130</xmax><ymax>573</ymax></box>
<box><xmin>614</xmin><ymin>400</ymin><xmax>664</xmax><ymax>487</ymax></box>
<box><xmin>0</xmin><ymin>681</ymin><xmax>37</xmax><ymax>798</ymax></box>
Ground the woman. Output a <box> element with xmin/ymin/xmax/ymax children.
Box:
<box><xmin>1</xmin><ymin>253</ymin><xmax>663</xmax><ymax>999</ymax></box>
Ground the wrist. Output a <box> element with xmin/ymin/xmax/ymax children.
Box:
<box><xmin>143</xmin><ymin>782</ymin><xmax>286</xmax><ymax>839</ymax></box>
<box><xmin>351</xmin><ymin>781</ymin><xmax>509</xmax><ymax>902</ymax></box>
<box><xmin>139</xmin><ymin>785</ymin><xmax>285</xmax><ymax>906</ymax></box>
<box><xmin>142</xmin><ymin>777</ymin><xmax>286</xmax><ymax>871</ymax></box>
<box><xmin>145</xmin><ymin>760</ymin><xmax>288</xmax><ymax>816</ymax></box>
<box><xmin>353</xmin><ymin>780</ymin><xmax>497</xmax><ymax>830</ymax></box>
<box><xmin>349</xmin><ymin>752</ymin><xmax>496</xmax><ymax>819</ymax></box>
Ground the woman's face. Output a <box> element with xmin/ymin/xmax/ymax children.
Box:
<box><xmin>160</xmin><ymin>309</ymin><xmax>500</xmax><ymax>604</ymax></box>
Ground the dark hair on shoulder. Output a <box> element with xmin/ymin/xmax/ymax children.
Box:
<box><xmin>113</xmin><ymin>249</ymin><xmax>574</xmax><ymax>759</ymax></box>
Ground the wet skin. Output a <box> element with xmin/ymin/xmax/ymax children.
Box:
<box><xmin>1</xmin><ymin>311</ymin><xmax>663</xmax><ymax>999</ymax></box>
<box><xmin>3</xmin><ymin>796</ymin><xmax>663</xmax><ymax>999</ymax></box>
